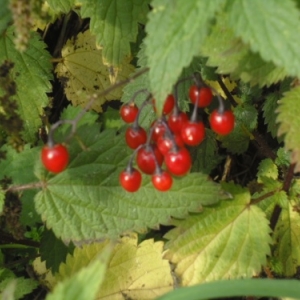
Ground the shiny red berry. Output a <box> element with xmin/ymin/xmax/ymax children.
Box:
<box><xmin>168</xmin><ymin>112</ymin><xmax>188</xmax><ymax>134</ymax></box>
<box><xmin>181</xmin><ymin>120</ymin><xmax>205</xmax><ymax>146</ymax></box>
<box><xmin>136</xmin><ymin>145</ymin><xmax>164</xmax><ymax>174</ymax></box>
<box><xmin>152</xmin><ymin>170</ymin><xmax>173</xmax><ymax>191</ymax></box>
<box><xmin>41</xmin><ymin>144</ymin><xmax>69</xmax><ymax>173</ymax></box>
<box><xmin>189</xmin><ymin>86</ymin><xmax>213</xmax><ymax>107</ymax></box>
<box><xmin>210</xmin><ymin>109</ymin><xmax>235</xmax><ymax>135</ymax></box>
<box><xmin>151</xmin><ymin>121</ymin><xmax>166</xmax><ymax>142</ymax></box>
<box><xmin>157</xmin><ymin>133</ymin><xmax>184</xmax><ymax>156</ymax></box>
<box><xmin>120</xmin><ymin>103</ymin><xmax>138</xmax><ymax>123</ymax></box>
<box><xmin>125</xmin><ymin>126</ymin><xmax>147</xmax><ymax>149</ymax></box>
<box><xmin>119</xmin><ymin>168</ymin><xmax>142</xmax><ymax>192</ymax></box>
<box><xmin>165</xmin><ymin>147</ymin><xmax>191</xmax><ymax>176</ymax></box>
<box><xmin>153</xmin><ymin>94</ymin><xmax>175</xmax><ymax>115</ymax></box>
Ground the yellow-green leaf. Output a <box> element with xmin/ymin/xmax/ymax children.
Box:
<box><xmin>55</xmin><ymin>30</ymin><xmax>135</xmax><ymax>112</ymax></box>
<box><xmin>164</xmin><ymin>183</ymin><xmax>272</xmax><ymax>285</ymax></box>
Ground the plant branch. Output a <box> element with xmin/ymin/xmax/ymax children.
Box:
<box><xmin>5</xmin><ymin>182</ymin><xmax>45</xmax><ymax>193</ymax></box>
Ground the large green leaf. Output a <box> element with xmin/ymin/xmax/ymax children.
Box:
<box><xmin>277</xmin><ymin>86</ymin><xmax>300</xmax><ymax>172</ymax></box>
<box><xmin>81</xmin><ymin>0</ymin><xmax>149</xmax><ymax>66</ymax></box>
<box><xmin>164</xmin><ymin>183</ymin><xmax>272</xmax><ymax>285</ymax></box>
<box><xmin>0</xmin><ymin>27</ymin><xmax>53</xmax><ymax>143</ymax></box>
<box><xmin>201</xmin><ymin>14</ymin><xmax>287</xmax><ymax>87</ymax></box>
<box><xmin>156</xmin><ymin>279</ymin><xmax>300</xmax><ymax>300</ymax></box>
<box><xmin>34</xmin><ymin>125</ymin><xmax>221</xmax><ymax>244</ymax></box>
<box><xmin>145</xmin><ymin>0</ymin><xmax>223</xmax><ymax>115</ymax></box>
<box><xmin>226</xmin><ymin>0</ymin><xmax>300</xmax><ymax>78</ymax></box>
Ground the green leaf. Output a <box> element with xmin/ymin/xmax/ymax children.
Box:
<box><xmin>145</xmin><ymin>0</ymin><xmax>223</xmax><ymax>115</ymax></box>
<box><xmin>0</xmin><ymin>275</ymin><xmax>38</xmax><ymax>300</ymax></box>
<box><xmin>46</xmin><ymin>0</ymin><xmax>78</xmax><ymax>13</ymax></box>
<box><xmin>0</xmin><ymin>0</ymin><xmax>11</xmax><ymax>34</ymax></box>
<box><xmin>257</xmin><ymin>158</ymin><xmax>278</xmax><ymax>183</ymax></box>
<box><xmin>81</xmin><ymin>0</ymin><xmax>149</xmax><ymax>66</ymax></box>
<box><xmin>46</xmin><ymin>249</ymin><xmax>110</xmax><ymax>300</ymax></box>
<box><xmin>164</xmin><ymin>183</ymin><xmax>272</xmax><ymax>285</ymax></box>
<box><xmin>156</xmin><ymin>279</ymin><xmax>300</xmax><ymax>300</ymax></box>
<box><xmin>201</xmin><ymin>14</ymin><xmax>287</xmax><ymax>87</ymax></box>
<box><xmin>277</xmin><ymin>86</ymin><xmax>300</xmax><ymax>172</ymax></box>
<box><xmin>263</xmin><ymin>94</ymin><xmax>281</xmax><ymax>138</ymax></box>
<box><xmin>226</xmin><ymin>0</ymin><xmax>300</xmax><ymax>78</ymax></box>
<box><xmin>34</xmin><ymin>126</ymin><xmax>221</xmax><ymax>244</ymax></box>
<box><xmin>40</xmin><ymin>229</ymin><xmax>75</xmax><ymax>274</ymax></box>
<box><xmin>275</xmin><ymin>148</ymin><xmax>291</xmax><ymax>168</ymax></box>
<box><xmin>0</xmin><ymin>26</ymin><xmax>53</xmax><ymax>143</ymax></box>
<box><xmin>273</xmin><ymin>202</ymin><xmax>300</xmax><ymax>276</ymax></box>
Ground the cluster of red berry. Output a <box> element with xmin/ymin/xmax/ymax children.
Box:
<box><xmin>119</xmin><ymin>79</ymin><xmax>235</xmax><ymax>193</ymax></box>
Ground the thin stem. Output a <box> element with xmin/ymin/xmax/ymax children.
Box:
<box><xmin>217</xmin><ymin>76</ymin><xmax>237</xmax><ymax>107</ymax></box>
<box><xmin>5</xmin><ymin>182</ymin><xmax>45</xmax><ymax>193</ymax></box>
<box><xmin>125</xmin><ymin>144</ymin><xmax>144</xmax><ymax>173</ymax></box>
<box><xmin>132</xmin><ymin>94</ymin><xmax>152</xmax><ymax>130</ymax></box>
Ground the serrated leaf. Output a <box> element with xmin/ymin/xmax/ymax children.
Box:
<box><xmin>226</xmin><ymin>0</ymin><xmax>300</xmax><ymax>78</ymax></box>
<box><xmin>47</xmin><ymin>248</ymin><xmax>110</xmax><ymax>300</ymax></box>
<box><xmin>164</xmin><ymin>183</ymin><xmax>272</xmax><ymax>285</ymax></box>
<box><xmin>275</xmin><ymin>147</ymin><xmax>291</xmax><ymax>168</ymax></box>
<box><xmin>32</xmin><ymin>257</ymin><xmax>56</xmax><ymax>290</ymax></box>
<box><xmin>273</xmin><ymin>202</ymin><xmax>300</xmax><ymax>276</ymax></box>
<box><xmin>55</xmin><ymin>30</ymin><xmax>135</xmax><ymax>112</ymax></box>
<box><xmin>201</xmin><ymin>14</ymin><xmax>287</xmax><ymax>87</ymax></box>
<box><xmin>145</xmin><ymin>0</ymin><xmax>223</xmax><ymax>115</ymax></box>
<box><xmin>0</xmin><ymin>0</ymin><xmax>11</xmax><ymax>34</ymax></box>
<box><xmin>263</xmin><ymin>94</ymin><xmax>281</xmax><ymax>138</ymax></box>
<box><xmin>277</xmin><ymin>86</ymin><xmax>300</xmax><ymax>172</ymax></box>
<box><xmin>257</xmin><ymin>158</ymin><xmax>278</xmax><ymax>183</ymax></box>
<box><xmin>40</xmin><ymin>229</ymin><xmax>75</xmax><ymax>274</ymax></box>
<box><xmin>0</xmin><ymin>276</ymin><xmax>38</xmax><ymax>300</ymax></box>
<box><xmin>81</xmin><ymin>0</ymin><xmax>149</xmax><ymax>67</ymax></box>
<box><xmin>58</xmin><ymin>234</ymin><xmax>173</xmax><ymax>299</ymax></box>
<box><xmin>34</xmin><ymin>126</ymin><xmax>221</xmax><ymax>244</ymax></box>
<box><xmin>0</xmin><ymin>27</ymin><xmax>53</xmax><ymax>143</ymax></box>
<box><xmin>46</xmin><ymin>0</ymin><xmax>78</xmax><ymax>13</ymax></box>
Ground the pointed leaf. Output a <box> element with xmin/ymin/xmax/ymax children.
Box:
<box><xmin>145</xmin><ymin>0</ymin><xmax>222</xmax><ymax>115</ymax></box>
<box><xmin>34</xmin><ymin>126</ymin><xmax>221</xmax><ymax>244</ymax></box>
<box><xmin>273</xmin><ymin>202</ymin><xmax>300</xmax><ymax>276</ymax></box>
<box><xmin>277</xmin><ymin>86</ymin><xmax>300</xmax><ymax>172</ymax></box>
<box><xmin>55</xmin><ymin>30</ymin><xmax>135</xmax><ymax>112</ymax></box>
<box><xmin>81</xmin><ymin>0</ymin><xmax>149</xmax><ymax>66</ymax></box>
<box><xmin>46</xmin><ymin>249</ymin><xmax>110</xmax><ymax>300</ymax></box>
<box><xmin>263</xmin><ymin>94</ymin><xmax>280</xmax><ymax>138</ymax></box>
<box><xmin>201</xmin><ymin>14</ymin><xmax>287</xmax><ymax>87</ymax></box>
<box><xmin>226</xmin><ymin>0</ymin><xmax>300</xmax><ymax>77</ymax></box>
<box><xmin>0</xmin><ymin>27</ymin><xmax>53</xmax><ymax>142</ymax></box>
<box><xmin>58</xmin><ymin>234</ymin><xmax>173</xmax><ymax>299</ymax></box>
<box><xmin>164</xmin><ymin>183</ymin><xmax>272</xmax><ymax>285</ymax></box>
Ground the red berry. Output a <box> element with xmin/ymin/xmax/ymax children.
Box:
<box><xmin>119</xmin><ymin>168</ymin><xmax>142</xmax><ymax>192</ymax></box>
<box><xmin>120</xmin><ymin>103</ymin><xmax>138</xmax><ymax>123</ymax></box>
<box><xmin>189</xmin><ymin>85</ymin><xmax>213</xmax><ymax>107</ymax></box>
<box><xmin>153</xmin><ymin>94</ymin><xmax>175</xmax><ymax>115</ymax></box>
<box><xmin>210</xmin><ymin>109</ymin><xmax>235</xmax><ymax>135</ymax></box>
<box><xmin>125</xmin><ymin>126</ymin><xmax>147</xmax><ymax>149</ymax></box>
<box><xmin>181</xmin><ymin>120</ymin><xmax>205</xmax><ymax>146</ymax></box>
<box><xmin>168</xmin><ymin>112</ymin><xmax>188</xmax><ymax>133</ymax></box>
<box><xmin>157</xmin><ymin>133</ymin><xmax>184</xmax><ymax>156</ymax></box>
<box><xmin>151</xmin><ymin>121</ymin><xmax>166</xmax><ymax>142</ymax></box>
<box><xmin>41</xmin><ymin>144</ymin><xmax>69</xmax><ymax>173</ymax></box>
<box><xmin>165</xmin><ymin>147</ymin><xmax>191</xmax><ymax>176</ymax></box>
<box><xmin>136</xmin><ymin>145</ymin><xmax>164</xmax><ymax>174</ymax></box>
<box><xmin>152</xmin><ymin>170</ymin><xmax>173</xmax><ymax>191</ymax></box>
